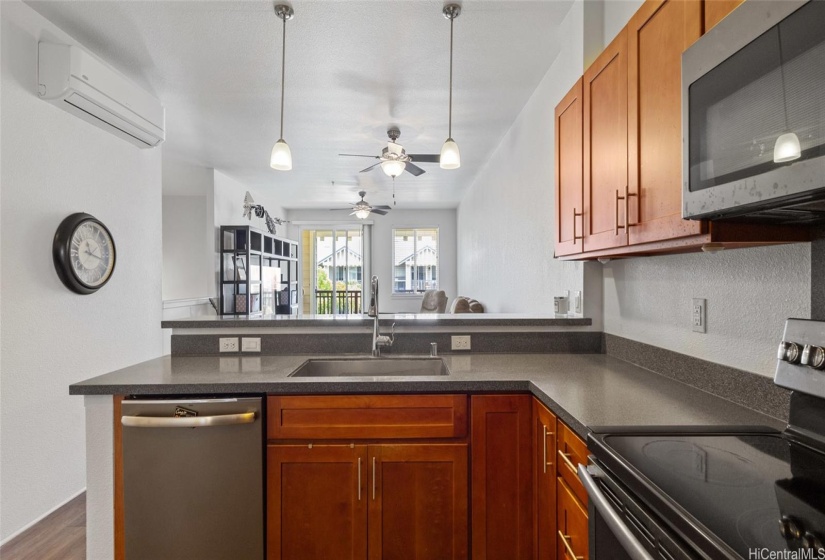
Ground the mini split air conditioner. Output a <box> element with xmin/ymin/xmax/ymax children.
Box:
<box><xmin>37</xmin><ymin>43</ymin><xmax>165</xmax><ymax>148</ymax></box>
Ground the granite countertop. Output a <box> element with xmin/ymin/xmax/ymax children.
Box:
<box><xmin>70</xmin><ymin>353</ymin><xmax>784</xmax><ymax>439</ymax></box>
<box><xmin>161</xmin><ymin>313</ymin><xmax>592</xmax><ymax>329</ymax></box>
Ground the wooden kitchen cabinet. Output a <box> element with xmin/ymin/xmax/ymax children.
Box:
<box><xmin>267</xmin><ymin>445</ymin><xmax>368</xmax><ymax>560</ymax></box>
<box><xmin>627</xmin><ymin>0</ymin><xmax>703</xmax><ymax>246</ymax></box>
<box><xmin>583</xmin><ymin>27</ymin><xmax>629</xmax><ymax>253</ymax></box>
<box><xmin>557</xmin><ymin>420</ymin><xmax>589</xmax><ymax>506</ymax></box>
<box><xmin>704</xmin><ymin>0</ymin><xmax>746</xmax><ymax>31</ymax></box>
<box><xmin>471</xmin><ymin>394</ymin><xmax>533</xmax><ymax>560</ymax></box>
<box><xmin>558</xmin><ymin>477</ymin><xmax>589</xmax><ymax>560</ymax></box>
<box><xmin>369</xmin><ymin>444</ymin><xmax>468</xmax><ymax>560</ymax></box>
<box><xmin>533</xmin><ymin>399</ymin><xmax>558</xmax><ymax>560</ymax></box>
<box><xmin>554</xmin><ymin>78</ymin><xmax>584</xmax><ymax>257</ymax></box>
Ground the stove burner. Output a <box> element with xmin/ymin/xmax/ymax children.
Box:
<box><xmin>735</xmin><ymin>507</ymin><xmax>790</xmax><ymax>551</ymax></box>
<box><xmin>642</xmin><ymin>439</ymin><xmax>763</xmax><ymax>487</ymax></box>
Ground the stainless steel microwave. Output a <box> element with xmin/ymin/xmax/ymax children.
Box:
<box><xmin>682</xmin><ymin>0</ymin><xmax>825</xmax><ymax>224</ymax></box>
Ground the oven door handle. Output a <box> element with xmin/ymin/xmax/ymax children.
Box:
<box><xmin>578</xmin><ymin>463</ymin><xmax>655</xmax><ymax>560</ymax></box>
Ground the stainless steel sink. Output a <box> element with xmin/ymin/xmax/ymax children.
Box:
<box><xmin>289</xmin><ymin>358</ymin><xmax>449</xmax><ymax>377</ymax></box>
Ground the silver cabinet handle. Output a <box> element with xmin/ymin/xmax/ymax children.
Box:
<box><xmin>121</xmin><ymin>412</ymin><xmax>255</xmax><ymax>428</ymax></box>
<box><xmin>572</xmin><ymin>207</ymin><xmax>583</xmax><ymax>243</ymax></box>
<box><xmin>615</xmin><ymin>189</ymin><xmax>626</xmax><ymax>235</ymax></box>
<box><xmin>578</xmin><ymin>463</ymin><xmax>655</xmax><ymax>560</ymax></box>
<box><xmin>372</xmin><ymin>457</ymin><xmax>376</xmax><ymax>501</ymax></box>
<box><xmin>558</xmin><ymin>449</ymin><xmax>577</xmax><ymax>475</ymax></box>
<box><xmin>542</xmin><ymin>425</ymin><xmax>555</xmax><ymax>473</ymax></box>
<box><xmin>358</xmin><ymin>457</ymin><xmax>362</xmax><ymax>501</ymax></box>
<box><xmin>558</xmin><ymin>531</ymin><xmax>583</xmax><ymax>560</ymax></box>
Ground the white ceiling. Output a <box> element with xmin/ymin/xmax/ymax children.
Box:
<box><xmin>26</xmin><ymin>0</ymin><xmax>574</xmax><ymax>209</ymax></box>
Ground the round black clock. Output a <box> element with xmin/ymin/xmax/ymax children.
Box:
<box><xmin>53</xmin><ymin>213</ymin><xmax>117</xmax><ymax>295</ymax></box>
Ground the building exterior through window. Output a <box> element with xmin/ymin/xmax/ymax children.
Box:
<box><xmin>392</xmin><ymin>228</ymin><xmax>439</xmax><ymax>294</ymax></box>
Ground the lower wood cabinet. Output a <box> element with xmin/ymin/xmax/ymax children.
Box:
<box><xmin>267</xmin><ymin>443</ymin><xmax>468</xmax><ymax>560</ymax></box>
<box><xmin>471</xmin><ymin>394</ymin><xmax>534</xmax><ymax>560</ymax></box>
<box><xmin>558</xmin><ymin>477</ymin><xmax>589</xmax><ymax>560</ymax></box>
<box><xmin>534</xmin><ymin>400</ymin><xmax>558</xmax><ymax>560</ymax></box>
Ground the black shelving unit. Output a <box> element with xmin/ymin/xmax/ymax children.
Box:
<box><xmin>220</xmin><ymin>225</ymin><xmax>299</xmax><ymax>316</ymax></box>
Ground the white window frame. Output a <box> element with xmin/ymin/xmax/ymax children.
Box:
<box><xmin>391</xmin><ymin>226</ymin><xmax>440</xmax><ymax>297</ymax></box>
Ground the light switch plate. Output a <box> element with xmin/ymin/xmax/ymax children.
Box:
<box><xmin>241</xmin><ymin>337</ymin><xmax>261</xmax><ymax>352</ymax></box>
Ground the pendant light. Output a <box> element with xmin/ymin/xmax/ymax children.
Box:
<box><xmin>440</xmin><ymin>4</ymin><xmax>461</xmax><ymax>170</ymax></box>
<box><xmin>773</xmin><ymin>23</ymin><xmax>801</xmax><ymax>164</ymax></box>
<box><xmin>270</xmin><ymin>4</ymin><xmax>294</xmax><ymax>171</ymax></box>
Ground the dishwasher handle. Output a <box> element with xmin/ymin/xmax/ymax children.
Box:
<box><xmin>578</xmin><ymin>463</ymin><xmax>655</xmax><ymax>560</ymax></box>
<box><xmin>122</xmin><ymin>411</ymin><xmax>256</xmax><ymax>428</ymax></box>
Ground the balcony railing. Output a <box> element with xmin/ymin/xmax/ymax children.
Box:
<box><xmin>315</xmin><ymin>290</ymin><xmax>362</xmax><ymax>315</ymax></box>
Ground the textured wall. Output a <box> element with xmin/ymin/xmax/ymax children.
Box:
<box><xmin>0</xmin><ymin>2</ymin><xmax>163</xmax><ymax>542</ymax></box>
<box><xmin>456</xmin><ymin>1</ymin><xmax>585</xmax><ymax>314</ymax></box>
<box><xmin>603</xmin><ymin>244</ymin><xmax>811</xmax><ymax>377</ymax></box>
<box><xmin>162</xmin><ymin>195</ymin><xmax>210</xmax><ymax>300</ymax></box>
<box><xmin>286</xmin><ymin>208</ymin><xmax>458</xmax><ymax>314</ymax></box>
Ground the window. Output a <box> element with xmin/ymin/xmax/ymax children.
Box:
<box><xmin>392</xmin><ymin>228</ymin><xmax>439</xmax><ymax>295</ymax></box>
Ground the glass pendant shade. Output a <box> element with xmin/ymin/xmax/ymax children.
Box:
<box><xmin>439</xmin><ymin>138</ymin><xmax>461</xmax><ymax>169</ymax></box>
<box><xmin>270</xmin><ymin>139</ymin><xmax>292</xmax><ymax>170</ymax></box>
<box><xmin>381</xmin><ymin>160</ymin><xmax>406</xmax><ymax>178</ymax></box>
<box><xmin>354</xmin><ymin>208</ymin><xmax>371</xmax><ymax>219</ymax></box>
<box><xmin>773</xmin><ymin>132</ymin><xmax>801</xmax><ymax>163</ymax></box>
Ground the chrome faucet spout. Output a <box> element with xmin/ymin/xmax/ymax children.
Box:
<box><xmin>369</xmin><ymin>276</ymin><xmax>393</xmax><ymax>356</ymax></box>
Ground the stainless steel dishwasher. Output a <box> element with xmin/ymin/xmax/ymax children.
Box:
<box><xmin>121</xmin><ymin>397</ymin><xmax>263</xmax><ymax>560</ymax></box>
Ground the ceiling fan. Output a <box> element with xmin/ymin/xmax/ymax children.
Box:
<box><xmin>339</xmin><ymin>128</ymin><xmax>440</xmax><ymax>178</ymax></box>
<box><xmin>329</xmin><ymin>191</ymin><xmax>392</xmax><ymax>219</ymax></box>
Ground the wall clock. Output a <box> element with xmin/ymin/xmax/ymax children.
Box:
<box><xmin>53</xmin><ymin>213</ymin><xmax>117</xmax><ymax>294</ymax></box>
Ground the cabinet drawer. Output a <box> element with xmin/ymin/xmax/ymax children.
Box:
<box><xmin>557</xmin><ymin>477</ymin><xmax>588</xmax><ymax>560</ymax></box>
<box><xmin>556</xmin><ymin>420</ymin><xmax>588</xmax><ymax>505</ymax></box>
<box><xmin>268</xmin><ymin>395</ymin><xmax>468</xmax><ymax>440</ymax></box>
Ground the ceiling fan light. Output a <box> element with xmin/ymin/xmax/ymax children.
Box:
<box><xmin>270</xmin><ymin>139</ymin><xmax>292</xmax><ymax>170</ymax></box>
<box><xmin>354</xmin><ymin>208</ymin><xmax>371</xmax><ymax>219</ymax></box>
<box><xmin>381</xmin><ymin>160</ymin><xmax>406</xmax><ymax>178</ymax></box>
<box><xmin>439</xmin><ymin>138</ymin><xmax>461</xmax><ymax>169</ymax></box>
<box><xmin>773</xmin><ymin>132</ymin><xmax>801</xmax><ymax>163</ymax></box>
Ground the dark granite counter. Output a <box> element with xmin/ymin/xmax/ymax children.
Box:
<box><xmin>70</xmin><ymin>353</ymin><xmax>784</xmax><ymax>439</ymax></box>
<box><xmin>161</xmin><ymin>313</ymin><xmax>592</xmax><ymax>329</ymax></box>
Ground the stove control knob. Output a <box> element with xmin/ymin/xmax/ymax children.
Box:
<box><xmin>778</xmin><ymin>342</ymin><xmax>802</xmax><ymax>364</ymax></box>
<box><xmin>802</xmin><ymin>532</ymin><xmax>824</xmax><ymax>551</ymax></box>
<box><xmin>801</xmin><ymin>345</ymin><xmax>825</xmax><ymax>369</ymax></box>
<box><xmin>779</xmin><ymin>516</ymin><xmax>803</xmax><ymax>540</ymax></box>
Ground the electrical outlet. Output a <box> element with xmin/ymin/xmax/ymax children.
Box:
<box><xmin>692</xmin><ymin>298</ymin><xmax>707</xmax><ymax>333</ymax></box>
<box><xmin>219</xmin><ymin>337</ymin><xmax>239</xmax><ymax>352</ymax></box>
<box><xmin>241</xmin><ymin>337</ymin><xmax>261</xmax><ymax>352</ymax></box>
<box><xmin>451</xmin><ymin>335</ymin><xmax>471</xmax><ymax>351</ymax></box>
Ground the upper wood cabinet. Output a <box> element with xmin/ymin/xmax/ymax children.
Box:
<box><xmin>704</xmin><ymin>0</ymin><xmax>746</xmax><ymax>31</ymax></box>
<box><xmin>627</xmin><ymin>0</ymin><xmax>703</xmax><ymax>246</ymax></box>
<box><xmin>555</xmin><ymin>79</ymin><xmax>584</xmax><ymax>257</ymax></box>
<box><xmin>583</xmin><ymin>28</ymin><xmax>629</xmax><ymax>252</ymax></box>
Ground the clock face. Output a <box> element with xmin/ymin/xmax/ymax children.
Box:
<box><xmin>53</xmin><ymin>213</ymin><xmax>117</xmax><ymax>294</ymax></box>
<box><xmin>70</xmin><ymin>221</ymin><xmax>115</xmax><ymax>288</ymax></box>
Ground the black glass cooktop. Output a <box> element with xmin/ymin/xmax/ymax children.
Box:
<box><xmin>602</xmin><ymin>434</ymin><xmax>825</xmax><ymax>557</ymax></box>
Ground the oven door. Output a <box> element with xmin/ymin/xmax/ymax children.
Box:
<box><xmin>579</xmin><ymin>463</ymin><xmax>697</xmax><ymax>560</ymax></box>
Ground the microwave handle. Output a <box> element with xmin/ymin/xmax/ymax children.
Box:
<box><xmin>578</xmin><ymin>463</ymin><xmax>655</xmax><ymax>560</ymax></box>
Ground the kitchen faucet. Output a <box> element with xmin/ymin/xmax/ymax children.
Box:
<box><xmin>367</xmin><ymin>275</ymin><xmax>394</xmax><ymax>357</ymax></box>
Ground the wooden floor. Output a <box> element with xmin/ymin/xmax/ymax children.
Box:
<box><xmin>0</xmin><ymin>492</ymin><xmax>86</xmax><ymax>560</ymax></box>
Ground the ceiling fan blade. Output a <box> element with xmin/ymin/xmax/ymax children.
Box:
<box><xmin>372</xmin><ymin>205</ymin><xmax>392</xmax><ymax>210</ymax></box>
<box><xmin>329</xmin><ymin>207</ymin><xmax>354</xmax><ymax>211</ymax></box>
<box><xmin>339</xmin><ymin>154</ymin><xmax>380</xmax><ymax>158</ymax></box>
<box><xmin>360</xmin><ymin>162</ymin><xmax>382</xmax><ymax>173</ymax></box>
<box><xmin>370</xmin><ymin>209</ymin><xmax>389</xmax><ymax>215</ymax></box>
<box><xmin>404</xmin><ymin>162</ymin><xmax>426</xmax><ymax>176</ymax></box>
<box><xmin>408</xmin><ymin>154</ymin><xmax>440</xmax><ymax>163</ymax></box>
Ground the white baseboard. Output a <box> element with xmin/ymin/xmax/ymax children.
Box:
<box><xmin>0</xmin><ymin>487</ymin><xmax>86</xmax><ymax>546</ymax></box>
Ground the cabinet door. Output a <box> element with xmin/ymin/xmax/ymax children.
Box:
<box><xmin>557</xmin><ymin>478</ymin><xmax>589</xmax><ymax>560</ymax></box>
<box><xmin>267</xmin><ymin>445</ymin><xmax>368</xmax><ymax>560</ymax></box>
<box><xmin>627</xmin><ymin>0</ymin><xmax>703</xmax><ymax>245</ymax></box>
<box><xmin>368</xmin><ymin>444</ymin><xmax>468</xmax><ymax>560</ymax></box>
<box><xmin>533</xmin><ymin>399</ymin><xmax>557</xmax><ymax>560</ymax></box>
<box><xmin>471</xmin><ymin>395</ymin><xmax>533</xmax><ymax>560</ymax></box>
<box><xmin>555</xmin><ymin>78</ymin><xmax>584</xmax><ymax>257</ymax></box>
<box><xmin>704</xmin><ymin>0</ymin><xmax>745</xmax><ymax>31</ymax></box>
<box><xmin>583</xmin><ymin>28</ymin><xmax>629</xmax><ymax>252</ymax></box>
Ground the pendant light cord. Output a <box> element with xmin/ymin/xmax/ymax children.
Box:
<box><xmin>448</xmin><ymin>15</ymin><xmax>454</xmax><ymax>139</ymax></box>
<box><xmin>280</xmin><ymin>14</ymin><xmax>286</xmax><ymax>140</ymax></box>
<box><xmin>777</xmin><ymin>24</ymin><xmax>790</xmax><ymax>131</ymax></box>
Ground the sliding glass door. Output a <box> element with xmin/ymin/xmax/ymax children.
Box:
<box><xmin>307</xmin><ymin>227</ymin><xmax>364</xmax><ymax>315</ymax></box>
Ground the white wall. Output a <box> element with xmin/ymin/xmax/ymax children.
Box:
<box><xmin>286</xmin><ymin>208</ymin><xmax>458</xmax><ymax>314</ymax></box>
<box><xmin>213</xmin><ymin>169</ymin><xmax>285</xmax><ymax>232</ymax></box>
<box><xmin>0</xmin><ymin>1</ymin><xmax>163</xmax><ymax>542</ymax></box>
<box><xmin>456</xmin><ymin>0</ymin><xmax>585</xmax><ymax>315</ymax></box>
<box><xmin>162</xmin><ymin>195</ymin><xmax>210</xmax><ymax>300</ymax></box>
<box><xmin>603</xmin><ymin>0</ymin><xmax>645</xmax><ymax>47</ymax></box>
